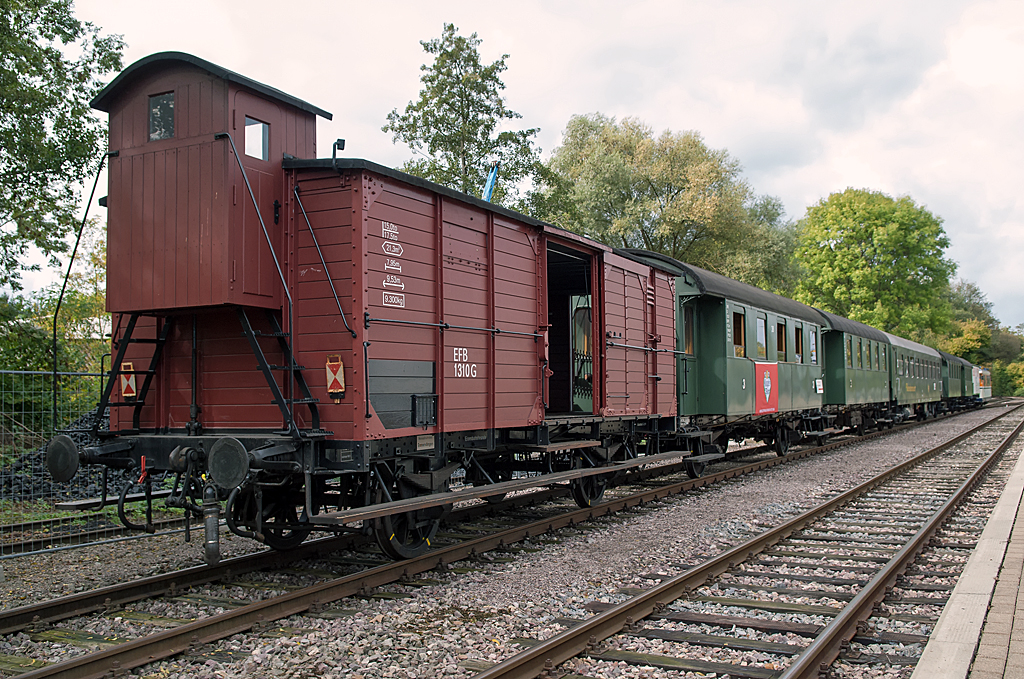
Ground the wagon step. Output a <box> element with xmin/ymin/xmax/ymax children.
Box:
<box><xmin>515</xmin><ymin>440</ymin><xmax>602</xmax><ymax>452</ymax></box>
<box><xmin>687</xmin><ymin>453</ymin><xmax>725</xmax><ymax>463</ymax></box>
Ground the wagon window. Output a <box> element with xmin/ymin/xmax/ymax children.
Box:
<box><xmin>875</xmin><ymin>344</ymin><xmax>880</xmax><ymax>371</ymax></box>
<box><xmin>245</xmin><ymin>116</ymin><xmax>270</xmax><ymax>160</ymax></box>
<box><xmin>794</xmin><ymin>325</ymin><xmax>803</xmax><ymax>363</ymax></box>
<box><xmin>149</xmin><ymin>92</ymin><xmax>174</xmax><ymax>141</ymax></box>
<box><xmin>732</xmin><ymin>312</ymin><xmax>746</xmax><ymax>358</ymax></box>
<box><xmin>756</xmin><ymin>317</ymin><xmax>767</xmax><ymax>359</ymax></box>
<box><xmin>776</xmin><ymin>322</ymin><xmax>786</xmax><ymax>362</ymax></box>
<box><xmin>809</xmin><ymin>330</ymin><xmax>817</xmax><ymax>365</ymax></box>
<box><xmin>846</xmin><ymin>337</ymin><xmax>853</xmax><ymax>368</ymax></box>
<box><xmin>682</xmin><ymin>306</ymin><xmax>694</xmax><ymax>355</ymax></box>
<box><xmin>881</xmin><ymin>348</ymin><xmax>886</xmax><ymax>371</ymax></box>
<box><xmin>856</xmin><ymin>338</ymin><xmax>863</xmax><ymax>369</ymax></box>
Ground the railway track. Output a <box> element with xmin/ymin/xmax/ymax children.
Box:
<box><xmin>0</xmin><ymin>407</ymin><xmax>1004</xmax><ymax>678</ymax></box>
<box><xmin>470</xmin><ymin>405</ymin><xmax>1024</xmax><ymax>678</ymax></box>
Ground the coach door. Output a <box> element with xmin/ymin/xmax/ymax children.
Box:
<box><xmin>680</xmin><ymin>302</ymin><xmax>698</xmax><ymax>414</ymax></box>
<box><xmin>232</xmin><ymin>91</ymin><xmax>285</xmax><ymax>306</ymax></box>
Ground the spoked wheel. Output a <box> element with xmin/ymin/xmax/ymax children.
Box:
<box><xmin>231</xmin><ymin>488</ymin><xmax>311</xmax><ymax>550</ymax></box>
<box><xmin>570</xmin><ymin>453</ymin><xmax>607</xmax><ymax>508</ymax></box>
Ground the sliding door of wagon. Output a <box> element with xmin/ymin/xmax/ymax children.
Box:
<box><xmin>601</xmin><ymin>253</ymin><xmax>650</xmax><ymax>416</ymax></box>
<box><xmin>441</xmin><ymin>203</ymin><xmax>491</xmax><ymax>430</ymax></box>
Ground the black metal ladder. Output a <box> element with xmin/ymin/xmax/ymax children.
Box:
<box><xmin>238</xmin><ymin>307</ymin><xmax>324</xmax><ymax>439</ymax></box>
<box><xmin>93</xmin><ymin>313</ymin><xmax>174</xmax><ymax>436</ymax></box>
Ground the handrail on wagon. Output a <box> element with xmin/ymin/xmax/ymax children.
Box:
<box><xmin>292</xmin><ymin>185</ymin><xmax>357</xmax><ymax>338</ymax></box>
<box><xmin>364</xmin><ymin>313</ymin><xmax>542</xmax><ymax>339</ymax></box>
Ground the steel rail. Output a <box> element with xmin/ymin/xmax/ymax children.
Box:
<box><xmin>779</xmin><ymin>414</ymin><xmax>1024</xmax><ymax>679</ymax></box>
<box><xmin>0</xmin><ymin>409</ymin><xmax>970</xmax><ymax>638</ymax></box>
<box><xmin>7</xmin><ymin>409</ymin><xmax>997</xmax><ymax>677</ymax></box>
<box><xmin>470</xmin><ymin>405</ymin><xmax>1021</xmax><ymax>679</ymax></box>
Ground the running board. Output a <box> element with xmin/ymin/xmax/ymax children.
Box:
<box><xmin>308</xmin><ymin>448</ymin><xmax>699</xmax><ymax>527</ymax></box>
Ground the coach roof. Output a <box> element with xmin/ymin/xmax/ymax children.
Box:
<box><xmin>91</xmin><ymin>52</ymin><xmax>333</xmax><ymax>120</ymax></box>
<box><xmin>618</xmin><ymin>249</ymin><xmax>823</xmax><ymax>325</ymax></box>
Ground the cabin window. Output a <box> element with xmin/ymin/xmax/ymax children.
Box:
<box><xmin>732</xmin><ymin>312</ymin><xmax>746</xmax><ymax>358</ymax></box>
<box><xmin>846</xmin><ymin>337</ymin><xmax>853</xmax><ymax>367</ymax></box>
<box><xmin>809</xmin><ymin>330</ymin><xmax>817</xmax><ymax>364</ymax></box>
<box><xmin>776</xmin><ymin>322</ymin><xmax>786</xmax><ymax>362</ymax></box>
<box><xmin>682</xmin><ymin>306</ymin><xmax>694</xmax><ymax>355</ymax></box>
<box><xmin>856</xmin><ymin>338</ymin><xmax>863</xmax><ymax>369</ymax></box>
<box><xmin>148</xmin><ymin>92</ymin><xmax>174</xmax><ymax>141</ymax></box>
<box><xmin>756</xmin><ymin>317</ymin><xmax>767</xmax><ymax>359</ymax></box>
<box><xmin>875</xmin><ymin>344</ymin><xmax>880</xmax><ymax>371</ymax></box>
<box><xmin>794</xmin><ymin>325</ymin><xmax>803</xmax><ymax>363</ymax></box>
<box><xmin>881</xmin><ymin>348</ymin><xmax>886</xmax><ymax>371</ymax></box>
<box><xmin>245</xmin><ymin>116</ymin><xmax>270</xmax><ymax>160</ymax></box>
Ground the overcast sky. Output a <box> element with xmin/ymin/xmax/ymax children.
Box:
<box><xmin>67</xmin><ymin>0</ymin><xmax>1024</xmax><ymax>327</ymax></box>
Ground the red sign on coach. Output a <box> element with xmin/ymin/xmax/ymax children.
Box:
<box><xmin>120</xmin><ymin>362</ymin><xmax>137</xmax><ymax>399</ymax></box>
<box><xmin>754</xmin><ymin>361</ymin><xmax>779</xmax><ymax>414</ymax></box>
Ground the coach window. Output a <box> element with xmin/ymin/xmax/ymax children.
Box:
<box><xmin>875</xmin><ymin>344</ymin><xmax>880</xmax><ymax>370</ymax></box>
<box><xmin>149</xmin><ymin>92</ymin><xmax>174</xmax><ymax>141</ymax></box>
<box><xmin>755</xmin><ymin>317</ymin><xmax>767</xmax><ymax>359</ymax></box>
<box><xmin>732</xmin><ymin>312</ymin><xmax>746</xmax><ymax>358</ymax></box>
<box><xmin>857</xmin><ymin>338</ymin><xmax>864</xmax><ymax>369</ymax></box>
<box><xmin>881</xmin><ymin>348</ymin><xmax>886</xmax><ymax>371</ymax></box>
<box><xmin>682</xmin><ymin>306</ymin><xmax>694</xmax><ymax>355</ymax></box>
<box><xmin>809</xmin><ymin>329</ymin><xmax>818</xmax><ymax>364</ymax></box>
<box><xmin>846</xmin><ymin>336</ymin><xmax>853</xmax><ymax>368</ymax></box>
<box><xmin>794</xmin><ymin>325</ymin><xmax>803</xmax><ymax>363</ymax></box>
<box><xmin>776</xmin><ymin>321</ymin><xmax>787</xmax><ymax>362</ymax></box>
<box><xmin>245</xmin><ymin>116</ymin><xmax>270</xmax><ymax>160</ymax></box>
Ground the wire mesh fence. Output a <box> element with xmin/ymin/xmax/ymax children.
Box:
<box><xmin>0</xmin><ymin>370</ymin><xmax>127</xmax><ymax>557</ymax></box>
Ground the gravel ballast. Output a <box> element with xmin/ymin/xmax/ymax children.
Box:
<box><xmin>0</xmin><ymin>405</ymin><xmax>1018</xmax><ymax>679</ymax></box>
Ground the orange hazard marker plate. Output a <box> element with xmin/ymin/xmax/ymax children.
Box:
<box><xmin>326</xmin><ymin>355</ymin><xmax>345</xmax><ymax>396</ymax></box>
<box><xmin>120</xmin><ymin>362</ymin><xmax>137</xmax><ymax>399</ymax></box>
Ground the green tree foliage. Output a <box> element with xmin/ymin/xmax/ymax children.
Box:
<box><xmin>535</xmin><ymin>114</ymin><xmax>770</xmax><ymax>273</ymax></box>
<box><xmin>794</xmin><ymin>188</ymin><xmax>956</xmax><ymax>338</ymax></box>
<box><xmin>0</xmin><ymin>0</ymin><xmax>123</xmax><ymax>290</ymax></box>
<box><xmin>721</xmin><ymin>195</ymin><xmax>801</xmax><ymax>297</ymax></box>
<box><xmin>383</xmin><ymin>23</ymin><xmax>539</xmax><ymax>204</ymax></box>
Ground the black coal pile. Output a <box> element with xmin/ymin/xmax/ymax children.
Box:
<box><xmin>1</xmin><ymin>410</ymin><xmax>131</xmax><ymax>503</ymax></box>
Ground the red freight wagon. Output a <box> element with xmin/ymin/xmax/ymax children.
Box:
<box><xmin>46</xmin><ymin>53</ymin><xmax>678</xmax><ymax>563</ymax></box>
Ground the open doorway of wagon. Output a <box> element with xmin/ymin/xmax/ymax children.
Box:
<box><xmin>546</xmin><ymin>244</ymin><xmax>594</xmax><ymax>414</ymax></box>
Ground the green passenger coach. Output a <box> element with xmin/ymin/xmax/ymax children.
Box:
<box><xmin>886</xmin><ymin>332</ymin><xmax>943</xmax><ymax>418</ymax></box>
<box><xmin>619</xmin><ymin>250</ymin><xmax>824</xmax><ymax>455</ymax></box>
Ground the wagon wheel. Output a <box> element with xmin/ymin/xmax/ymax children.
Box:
<box><xmin>372</xmin><ymin>484</ymin><xmax>450</xmax><ymax>560</ymax></box>
<box><xmin>570</xmin><ymin>453</ymin><xmax>607</xmax><ymax>508</ymax></box>
<box><xmin>773</xmin><ymin>425</ymin><xmax>791</xmax><ymax>457</ymax></box>
<box><xmin>685</xmin><ymin>458</ymin><xmax>707</xmax><ymax>479</ymax></box>
<box><xmin>231</xmin><ymin>488</ymin><xmax>311</xmax><ymax>551</ymax></box>
<box><xmin>261</xmin><ymin>502</ymin><xmax>311</xmax><ymax>550</ymax></box>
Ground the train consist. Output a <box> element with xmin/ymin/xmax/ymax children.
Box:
<box><xmin>45</xmin><ymin>53</ymin><xmax>987</xmax><ymax>563</ymax></box>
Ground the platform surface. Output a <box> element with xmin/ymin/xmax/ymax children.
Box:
<box><xmin>912</xmin><ymin>431</ymin><xmax>1024</xmax><ymax>679</ymax></box>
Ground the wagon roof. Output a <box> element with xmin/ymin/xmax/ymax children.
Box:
<box><xmin>286</xmin><ymin>157</ymin><xmax>619</xmax><ymax>253</ymax></box>
<box><xmin>616</xmin><ymin>249</ymin><xmax>823</xmax><ymax>325</ymax></box>
<box><xmin>812</xmin><ymin>309</ymin><xmax>890</xmax><ymax>342</ymax></box>
<box><xmin>883</xmin><ymin>331</ymin><xmax>941</xmax><ymax>358</ymax></box>
<box><xmin>937</xmin><ymin>349</ymin><xmax>972</xmax><ymax>367</ymax></box>
<box><xmin>91</xmin><ymin>52</ymin><xmax>333</xmax><ymax>119</ymax></box>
